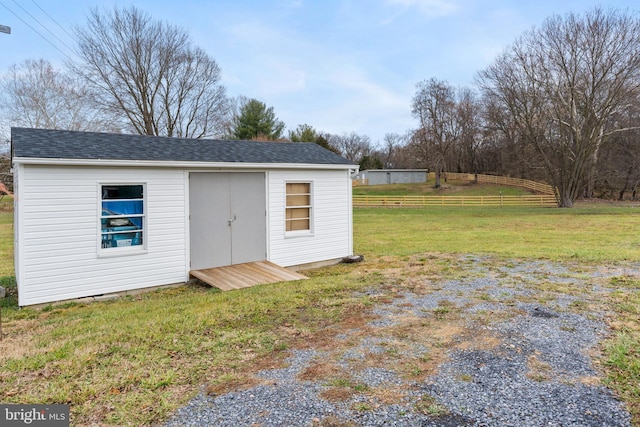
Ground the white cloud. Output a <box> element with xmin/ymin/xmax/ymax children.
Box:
<box><xmin>386</xmin><ymin>0</ymin><xmax>460</xmax><ymax>17</ymax></box>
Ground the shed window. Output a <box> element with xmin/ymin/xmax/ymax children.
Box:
<box><xmin>286</xmin><ymin>182</ymin><xmax>311</xmax><ymax>232</ymax></box>
<box><xmin>101</xmin><ymin>184</ymin><xmax>145</xmax><ymax>249</ymax></box>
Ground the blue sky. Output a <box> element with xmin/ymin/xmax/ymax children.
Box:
<box><xmin>1</xmin><ymin>0</ymin><xmax>639</xmax><ymax>144</ymax></box>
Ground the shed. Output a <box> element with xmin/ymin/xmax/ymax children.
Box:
<box><xmin>353</xmin><ymin>169</ymin><xmax>428</xmax><ymax>185</ymax></box>
<box><xmin>11</xmin><ymin>128</ymin><xmax>358</xmax><ymax>306</ymax></box>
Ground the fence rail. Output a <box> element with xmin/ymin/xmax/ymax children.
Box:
<box><xmin>432</xmin><ymin>172</ymin><xmax>555</xmax><ymax>195</ymax></box>
<box><xmin>353</xmin><ymin>194</ymin><xmax>558</xmax><ymax>208</ymax></box>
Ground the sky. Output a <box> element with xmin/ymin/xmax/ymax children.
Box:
<box><xmin>1</xmin><ymin>0</ymin><xmax>639</xmax><ymax>145</ymax></box>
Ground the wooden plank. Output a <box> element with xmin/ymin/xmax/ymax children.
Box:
<box><xmin>190</xmin><ymin>270</ymin><xmax>235</xmax><ymax>291</ymax></box>
<box><xmin>190</xmin><ymin>261</ymin><xmax>307</xmax><ymax>291</ymax></box>
<box><xmin>253</xmin><ymin>261</ymin><xmax>307</xmax><ymax>281</ymax></box>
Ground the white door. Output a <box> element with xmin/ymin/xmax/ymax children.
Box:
<box><xmin>189</xmin><ymin>172</ymin><xmax>266</xmax><ymax>270</ymax></box>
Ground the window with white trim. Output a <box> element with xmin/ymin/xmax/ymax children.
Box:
<box><xmin>100</xmin><ymin>184</ymin><xmax>145</xmax><ymax>249</ymax></box>
<box><xmin>285</xmin><ymin>182</ymin><xmax>311</xmax><ymax>233</ymax></box>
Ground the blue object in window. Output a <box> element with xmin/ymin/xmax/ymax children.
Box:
<box><xmin>101</xmin><ymin>185</ymin><xmax>144</xmax><ymax>249</ymax></box>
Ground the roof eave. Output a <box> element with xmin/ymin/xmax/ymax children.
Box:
<box><xmin>11</xmin><ymin>157</ymin><xmax>358</xmax><ymax>170</ymax></box>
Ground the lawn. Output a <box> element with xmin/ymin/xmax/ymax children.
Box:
<box><xmin>354</xmin><ymin>204</ymin><xmax>640</xmax><ymax>261</ymax></box>
<box><xmin>0</xmin><ymin>202</ymin><xmax>639</xmax><ymax>425</ymax></box>
<box><xmin>0</xmin><ymin>199</ymin><xmax>13</xmax><ymax>276</ymax></box>
<box><xmin>352</xmin><ymin>180</ymin><xmax>534</xmax><ymax>196</ymax></box>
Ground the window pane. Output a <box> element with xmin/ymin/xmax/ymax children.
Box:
<box><xmin>102</xmin><ymin>185</ymin><xmax>143</xmax><ymax>200</ymax></box>
<box><xmin>286</xmin><ymin>207</ymin><xmax>309</xmax><ymax>220</ymax></box>
<box><xmin>286</xmin><ymin>194</ymin><xmax>310</xmax><ymax>206</ymax></box>
<box><xmin>101</xmin><ymin>231</ymin><xmax>143</xmax><ymax>248</ymax></box>
<box><xmin>286</xmin><ymin>182</ymin><xmax>310</xmax><ymax>194</ymax></box>
<box><xmin>102</xmin><ymin>200</ymin><xmax>143</xmax><ymax>214</ymax></box>
<box><xmin>287</xmin><ymin>218</ymin><xmax>310</xmax><ymax>231</ymax></box>
<box><xmin>101</xmin><ymin>185</ymin><xmax>144</xmax><ymax>249</ymax></box>
<box><xmin>285</xmin><ymin>182</ymin><xmax>311</xmax><ymax>232</ymax></box>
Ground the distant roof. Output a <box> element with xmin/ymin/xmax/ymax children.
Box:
<box><xmin>358</xmin><ymin>169</ymin><xmax>428</xmax><ymax>173</ymax></box>
<box><xmin>11</xmin><ymin>128</ymin><xmax>355</xmax><ymax>166</ymax></box>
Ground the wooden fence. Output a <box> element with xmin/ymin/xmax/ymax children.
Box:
<box><xmin>432</xmin><ymin>172</ymin><xmax>555</xmax><ymax>195</ymax></box>
<box><xmin>353</xmin><ymin>194</ymin><xmax>558</xmax><ymax>208</ymax></box>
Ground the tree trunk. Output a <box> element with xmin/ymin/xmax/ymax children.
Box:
<box><xmin>559</xmin><ymin>194</ymin><xmax>574</xmax><ymax>208</ymax></box>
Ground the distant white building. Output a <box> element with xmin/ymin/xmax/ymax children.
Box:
<box><xmin>353</xmin><ymin>169</ymin><xmax>428</xmax><ymax>186</ymax></box>
<box><xmin>12</xmin><ymin>128</ymin><xmax>358</xmax><ymax>306</ymax></box>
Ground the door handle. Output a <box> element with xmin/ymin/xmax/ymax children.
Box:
<box><xmin>228</xmin><ymin>214</ymin><xmax>237</xmax><ymax>226</ymax></box>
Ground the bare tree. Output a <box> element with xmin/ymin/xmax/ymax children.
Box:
<box><xmin>0</xmin><ymin>136</ymin><xmax>10</xmax><ymax>192</ymax></box>
<box><xmin>478</xmin><ymin>8</ymin><xmax>640</xmax><ymax>207</ymax></box>
<box><xmin>381</xmin><ymin>133</ymin><xmax>408</xmax><ymax>168</ymax></box>
<box><xmin>454</xmin><ymin>88</ymin><xmax>482</xmax><ymax>173</ymax></box>
<box><xmin>0</xmin><ymin>59</ymin><xmax>114</xmax><ymax>132</ymax></box>
<box><xmin>326</xmin><ymin>132</ymin><xmax>372</xmax><ymax>163</ymax></box>
<box><xmin>479</xmin><ymin>91</ymin><xmax>547</xmax><ymax>180</ymax></box>
<box><xmin>219</xmin><ymin>95</ymin><xmax>248</xmax><ymax>138</ymax></box>
<box><xmin>411</xmin><ymin>78</ymin><xmax>460</xmax><ymax>188</ymax></box>
<box><xmin>73</xmin><ymin>6</ymin><xmax>229</xmax><ymax>138</ymax></box>
<box><xmin>595</xmin><ymin>93</ymin><xmax>640</xmax><ymax>199</ymax></box>
<box><xmin>392</xmin><ymin>139</ymin><xmax>425</xmax><ymax>169</ymax></box>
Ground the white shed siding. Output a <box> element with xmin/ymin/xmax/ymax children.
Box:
<box><xmin>267</xmin><ymin>169</ymin><xmax>353</xmax><ymax>267</ymax></box>
<box><xmin>16</xmin><ymin>165</ymin><xmax>187</xmax><ymax>306</ymax></box>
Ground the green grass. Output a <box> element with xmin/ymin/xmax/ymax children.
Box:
<box><xmin>352</xmin><ymin>181</ymin><xmax>533</xmax><ymax>196</ymax></box>
<box><xmin>0</xmin><ymin>211</ymin><xmax>13</xmax><ymax>276</ymax></box>
<box><xmin>0</xmin><ymin>276</ymin><xmax>17</xmax><ymax>308</ymax></box>
<box><xmin>603</xmin><ymin>277</ymin><xmax>640</xmax><ymax>419</ymax></box>
<box><xmin>1</xmin><ymin>202</ymin><xmax>639</xmax><ymax>425</ymax></box>
<box><xmin>354</xmin><ymin>205</ymin><xmax>640</xmax><ymax>262</ymax></box>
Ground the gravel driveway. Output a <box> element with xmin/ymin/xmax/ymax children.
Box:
<box><xmin>165</xmin><ymin>256</ymin><xmax>634</xmax><ymax>427</ymax></box>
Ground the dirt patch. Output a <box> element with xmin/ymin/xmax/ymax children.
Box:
<box><xmin>526</xmin><ymin>353</ymin><xmax>553</xmax><ymax>382</ymax></box>
<box><xmin>319</xmin><ymin>386</ymin><xmax>356</xmax><ymax>402</ymax></box>
<box><xmin>206</xmin><ymin>375</ymin><xmax>264</xmax><ymax>396</ymax></box>
<box><xmin>298</xmin><ymin>360</ymin><xmax>343</xmax><ymax>382</ymax></box>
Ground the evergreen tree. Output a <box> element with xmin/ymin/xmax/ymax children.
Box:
<box><xmin>288</xmin><ymin>124</ymin><xmax>318</xmax><ymax>142</ymax></box>
<box><xmin>289</xmin><ymin>124</ymin><xmax>341</xmax><ymax>154</ymax></box>
<box><xmin>232</xmin><ymin>99</ymin><xmax>285</xmax><ymax>140</ymax></box>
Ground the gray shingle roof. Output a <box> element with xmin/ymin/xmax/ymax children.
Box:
<box><xmin>11</xmin><ymin>128</ymin><xmax>355</xmax><ymax>166</ymax></box>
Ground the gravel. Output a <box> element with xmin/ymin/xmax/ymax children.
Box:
<box><xmin>165</xmin><ymin>257</ymin><xmax>633</xmax><ymax>427</ymax></box>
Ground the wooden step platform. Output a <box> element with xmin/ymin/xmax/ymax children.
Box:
<box><xmin>190</xmin><ymin>261</ymin><xmax>307</xmax><ymax>291</ymax></box>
